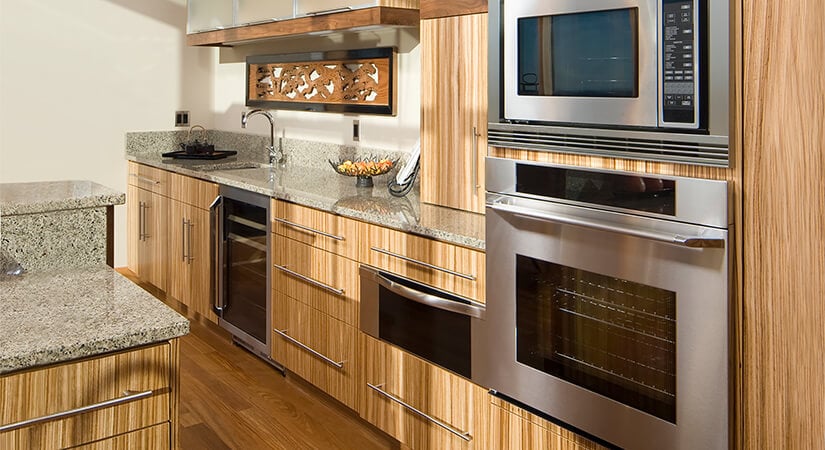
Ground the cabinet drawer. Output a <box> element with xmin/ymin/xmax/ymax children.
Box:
<box><xmin>363</xmin><ymin>224</ymin><xmax>485</xmax><ymax>302</ymax></box>
<box><xmin>273</xmin><ymin>236</ymin><xmax>360</xmax><ymax>326</ymax></box>
<box><xmin>169</xmin><ymin>172</ymin><xmax>219</xmax><ymax>210</ymax></box>
<box><xmin>0</xmin><ymin>344</ymin><xmax>171</xmax><ymax>449</ymax></box>
<box><xmin>70</xmin><ymin>423</ymin><xmax>171</xmax><ymax>449</ymax></box>
<box><xmin>490</xmin><ymin>400</ymin><xmax>604</xmax><ymax>450</ymax></box>
<box><xmin>360</xmin><ymin>334</ymin><xmax>489</xmax><ymax>450</ymax></box>
<box><xmin>272</xmin><ymin>199</ymin><xmax>362</xmax><ymax>260</ymax></box>
<box><xmin>272</xmin><ymin>292</ymin><xmax>360</xmax><ymax>410</ymax></box>
<box><xmin>128</xmin><ymin>162</ymin><xmax>169</xmax><ymax>196</ymax></box>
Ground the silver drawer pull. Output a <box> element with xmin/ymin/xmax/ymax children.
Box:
<box><xmin>273</xmin><ymin>329</ymin><xmax>344</xmax><ymax>369</ymax></box>
<box><xmin>273</xmin><ymin>264</ymin><xmax>345</xmax><ymax>296</ymax></box>
<box><xmin>130</xmin><ymin>174</ymin><xmax>161</xmax><ymax>185</ymax></box>
<box><xmin>366</xmin><ymin>383</ymin><xmax>472</xmax><ymax>442</ymax></box>
<box><xmin>0</xmin><ymin>389</ymin><xmax>155</xmax><ymax>433</ymax></box>
<box><xmin>369</xmin><ymin>247</ymin><xmax>476</xmax><ymax>281</ymax></box>
<box><xmin>273</xmin><ymin>217</ymin><xmax>345</xmax><ymax>241</ymax></box>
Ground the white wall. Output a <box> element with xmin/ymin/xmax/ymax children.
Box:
<box><xmin>0</xmin><ymin>0</ymin><xmax>216</xmax><ymax>267</ymax></box>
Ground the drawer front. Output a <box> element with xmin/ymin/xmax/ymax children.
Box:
<box><xmin>363</xmin><ymin>224</ymin><xmax>485</xmax><ymax>302</ymax></box>
<box><xmin>0</xmin><ymin>344</ymin><xmax>171</xmax><ymax>448</ymax></box>
<box><xmin>128</xmin><ymin>162</ymin><xmax>169</xmax><ymax>196</ymax></box>
<box><xmin>360</xmin><ymin>333</ymin><xmax>488</xmax><ymax>450</ymax></box>
<box><xmin>272</xmin><ymin>199</ymin><xmax>362</xmax><ymax>260</ymax></box>
<box><xmin>490</xmin><ymin>402</ymin><xmax>605</xmax><ymax>450</ymax></box>
<box><xmin>271</xmin><ymin>292</ymin><xmax>360</xmax><ymax>410</ymax></box>
<box><xmin>273</xmin><ymin>236</ymin><xmax>360</xmax><ymax>326</ymax></box>
<box><xmin>70</xmin><ymin>423</ymin><xmax>171</xmax><ymax>449</ymax></box>
<box><xmin>169</xmin><ymin>172</ymin><xmax>219</xmax><ymax>210</ymax></box>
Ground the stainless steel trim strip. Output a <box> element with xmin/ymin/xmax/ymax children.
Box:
<box><xmin>369</xmin><ymin>247</ymin><xmax>477</xmax><ymax>281</ymax></box>
<box><xmin>210</xmin><ymin>196</ymin><xmax>224</xmax><ymax>314</ymax></box>
<box><xmin>273</xmin><ymin>264</ymin><xmax>345</xmax><ymax>296</ymax></box>
<box><xmin>366</xmin><ymin>383</ymin><xmax>472</xmax><ymax>442</ymax></box>
<box><xmin>362</xmin><ymin>266</ymin><xmax>485</xmax><ymax>319</ymax></box>
<box><xmin>273</xmin><ymin>217</ymin><xmax>345</xmax><ymax>241</ymax></box>
<box><xmin>489</xmin><ymin>202</ymin><xmax>725</xmax><ymax>248</ymax></box>
<box><xmin>0</xmin><ymin>389</ymin><xmax>155</xmax><ymax>433</ymax></box>
<box><xmin>273</xmin><ymin>329</ymin><xmax>344</xmax><ymax>369</ymax></box>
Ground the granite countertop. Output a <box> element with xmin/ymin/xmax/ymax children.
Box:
<box><xmin>128</xmin><ymin>155</ymin><xmax>485</xmax><ymax>250</ymax></box>
<box><xmin>0</xmin><ymin>266</ymin><xmax>189</xmax><ymax>375</ymax></box>
<box><xmin>0</xmin><ymin>180</ymin><xmax>126</xmax><ymax>215</ymax></box>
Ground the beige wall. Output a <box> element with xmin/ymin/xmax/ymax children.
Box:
<box><xmin>0</xmin><ymin>0</ymin><xmax>216</xmax><ymax>267</ymax></box>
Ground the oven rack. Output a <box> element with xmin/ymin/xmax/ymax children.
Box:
<box><xmin>554</xmin><ymin>351</ymin><xmax>675</xmax><ymax>399</ymax></box>
<box><xmin>555</xmin><ymin>297</ymin><xmax>674</xmax><ymax>344</ymax></box>
<box><xmin>554</xmin><ymin>334</ymin><xmax>675</xmax><ymax>381</ymax></box>
<box><xmin>558</xmin><ymin>274</ymin><xmax>675</xmax><ymax>320</ymax></box>
<box><xmin>556</xmin><ymin>287</ymin><xmax>675</xmax><ymax>324</ymax></box>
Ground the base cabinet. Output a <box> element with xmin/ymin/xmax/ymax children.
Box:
<box><xmin>489</xmin><ymin>399</ymin><xmax>605</xmax><ymax>450</ymax></box>
<box><xmin>127</xmin><ymin>185</ymin><xmax>168</xmax><ymax>292</ymax></box>
<box><xmin>167</xmin><ymin>200</ymin><xmax>216</xmax><ymax>323</ymax></box>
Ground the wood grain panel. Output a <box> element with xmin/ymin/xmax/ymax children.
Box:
<box><xmin>71</xmin><ymin>423</ymin><xmax>171</xmax><ymax>449</ymax></box>
<box><xmin>359</xmin><ymin>333</ymin><xmax>490</xmax><ymax>449</ymax></box>
<box><xmin>168</xmin><ymin>201</ymin><xmax>216</xmax><ymax>324</ymax></box>
<box><xmin>169</xmin><ymin>172</ymin><xmax>219</xmax><ymax>210</ymax></box>
<box><xmin>489</xmin><ymin>403</ymin><xmax>603</xmax><ymax>450</ymax></box>
<box><xmin>420</xmin><ymin>0</ymin><xmax>487</xmax><ymax>19</ymax></box>
<box><xmin>273</xmin><ymin>236</ymin><xmax>360</xmax><ymax>326</ymax></box>
<box><xmin>128</xmin><ymin>161</ymin><xmax>169</xmax><ymax>196</ymax></box>
<box><xmin>741</xmin><ymin>0</ymin><xmax>825</xmax><ymax>448</ymax></box>
<box><xmin>0</xmin><ymin>344</ymin><xmax>171</xmax><ymax>449</ymax></box>
<box><xmin>127</xmin><ymin>184</ymin><xmax>141</xmax><ymax>279</ymax></box>
<box><xmin>272</xmin><ymin>199</ymin><xmax>362</xmax><ymax>260</ymax></box>
<box><xmin>420</xmin><ymin>13</ymin><xmax>488</xmax><ymax>213</ymax></box>
<box><xmin>271</xmin><ymin>292</ymin><xmax>360</xmax><ymax>411</ymax></box>
<box><xmin>187</xmin><ymin>7</ymin><xmax>420</xmax><ymax>47</ymax></box>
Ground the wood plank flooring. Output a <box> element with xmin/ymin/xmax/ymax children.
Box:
<box><xmin>118</xmin><ymin>269</ymin><xmax>398</xmax><ymax>450</ymax></box>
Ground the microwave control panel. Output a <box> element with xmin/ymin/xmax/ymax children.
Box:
<box><xmin>661</xmin><ymin>0</ymin><xmax>698</xmax><ymax>128</ymax></box>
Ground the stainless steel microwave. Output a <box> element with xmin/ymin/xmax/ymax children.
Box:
<box><xmin>488</xmin><ymin>0</ymin><xmax>731</xmax><ymax>167</ymax></box>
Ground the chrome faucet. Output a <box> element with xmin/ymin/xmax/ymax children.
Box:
<box><xmin>241</xmin><ymin>109</ymin><xmax>283</xmax><ymax>165</ymax></box>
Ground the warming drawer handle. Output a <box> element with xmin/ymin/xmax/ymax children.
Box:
<box><xmin>272</xmin><ymin>217</ymin><xmax>345</xmax><ymax>241</ymax></box>
<box><xmin>366</xmin><ymin>383</ymin><xmax>472</xmax><ymax>442</ymax></box>
<box><xmin>273</xmin><ymin>329</ymin><xmax>344</xmax><ymax>369</ymax></box>
<box><xmin>273</xmin><ymin>264</ymin><xmax>345</xmax><ymax>296</ymax></box>
<box><xmin>488</xmin><ymin>203</ymin><xmax>726</xmax><ymax>249</ymax></box>
<box><xmin>369</xmin><ymin>247</ymin><xmax>477</xmax><ymax>281</ymax></box>
<box><xmin>0</xmin><ymin>389</ymin><xmax>156</xmax><ymax>433</ymax></box>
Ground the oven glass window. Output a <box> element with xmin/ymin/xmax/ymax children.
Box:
<box><xmin>516</xmin><ymin>255</ymin><xmax>676</xmax><ymax>423</ymax></box>
<box><xmin>518</xmin><ymin>9</ymin><xmax>639</xmax><ymax>97</ymax></box>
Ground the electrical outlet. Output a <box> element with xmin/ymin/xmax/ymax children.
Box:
<box><xmin>175</xmin><ymin>111</ymin><xmax>190</xmax><ymax>127</ymax></box>
<box><xmin>352</xmin><ymin>120</ymin><xmax>360</xmax><ymax>142</ymax></box>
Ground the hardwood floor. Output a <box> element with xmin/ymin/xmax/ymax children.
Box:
<box><xmin>117</xmin><ymin>269</ymin><xmax>399</xmax><ymax>450</ymax></box>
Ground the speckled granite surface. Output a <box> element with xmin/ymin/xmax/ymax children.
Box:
<box><xmin>127</xmin><ymin>154</ymin><xmax>485</xmax><ymax>250</ymax></box>
<box><xmin>0</xmin><ymin>180</ymin><xmax>125</xmax><ymax>215</ymax></box>
<box><xmin>0</xmin><ymin>266</ymin><xmax>189</xmax><ymax>375</ymax></box>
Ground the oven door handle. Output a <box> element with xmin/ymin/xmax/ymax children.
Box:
<box><xmin>489</xmin><ymin>202</ymin><xmax>726</xmax><ymax>248</ymax></box>
<box><xmin>363</xmin><ymin>266</ymin><xmax>485</xmax><ymax>319</ymax></box>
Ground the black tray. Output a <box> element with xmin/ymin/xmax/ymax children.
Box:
<box><xmin>161</xmin><ymin>150</ymin><xmax>238</xmax><ymax>160</ymax></box>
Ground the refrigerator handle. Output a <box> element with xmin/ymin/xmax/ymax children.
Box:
<box><xmin>210</xmin><ymin>195</ymin><xmax>225</xmax><ymax>314</ymax></box>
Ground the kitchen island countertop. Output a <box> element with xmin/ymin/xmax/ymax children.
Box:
<box><xmin>0</xmin><ymin>180</ymin><xmax>125</xmax><ymax>216</ymax></box>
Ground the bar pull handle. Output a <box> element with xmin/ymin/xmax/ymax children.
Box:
<box><xmin>0</xmin><ymin>389</ymin><xmax>155</xmax><ymax>433</ymax></box>
<box><xmin>369</xmin><ymin>247</ymin><xmax>476</xmax><ymax>281</ymax></box>
<box><xmin>141</xmin><ymin>202</ymin><xmax>150</xmax><ymax>241</ymax></box>
<box><xmin>305</xmin><ymin>6</ymin><xmax>352</xmax><ymax>16</ymax></box>
<box><xmin>187</xmin><ymin>220</ymin><xmax>194</xmax><ymax>263</ymax></box>
<box><xmin>273</xmin><ymin>329</ymin><xmax>344</xmax><ymax>369</ymax></box>
<box><xmin>210</xmin><ymin>196</ymin><xmax>224</xmax><ymax>314</ymax></box>
<box><xmin>366</xmin><ymin>383</ymin><xmax>472</xmax><ymax>442</ymax></box>
<box><xmin>489</xmin><ymin>202</ymin><xmax>726</xmax><ymax>248</ymax></box>
<box><xmin>273</xmin><ymin>264</ymin><xmax>345</xmax><ymax>296</ymax></box>
<box><xmin>181</xmin><ymin>219</ymin><xmax>187</xmax><ymax>262</ymax></box>
<box><xmin>472</xmin><ymin>126</ymin><xmax>481</xmax><ymax>190</ymax></box>
<box><xmin>130</xmin><ymin>174</ymin><xmax>161</xmax><ymax>185</ymax></box>
<box><xmin>273</xmin><ymin>217</ymin><xmax>344</xmax><ymax>241</ymax></box>
<box><xmin>138</xmin><ymin>201</ymin><xmax>145</xmax><ymax>241</ymax></box>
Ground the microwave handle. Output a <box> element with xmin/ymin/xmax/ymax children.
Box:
<box><xmin>362</xmin><ymin>266</ymin><xmax>485</xmax><ymax>319</ymax></box>
<box><xmin>489</xmin><ymin>202</ymin><xmax>725</xmax><ymax>249</ymax></box>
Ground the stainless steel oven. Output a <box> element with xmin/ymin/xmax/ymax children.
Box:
<box><xmin>360</xmin><ymin>265</ymin><xmax>485</xmax><ymax>379</ymax></box>
<box><xmin>473</xmin><ymin>157</ymin><xmax>730</xmax><ymax>449</ymax></box>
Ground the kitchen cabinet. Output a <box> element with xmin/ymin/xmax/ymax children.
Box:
<box><xmin>0</xmin><ymin>342</ymin><xmax>177</xmax><ymax>449</ymax></box>
<box><xmin>489</xmin><ymin>400</ymin><xmax>605</xmax><ymax>450</ymax></box>
<box><xmin>419</xmin><ymin>0</ymin><xmax>487</xmax><ymax>19</ymax></box>
<box><xmin>127</xmin><ymin>162</ymin><xmax>169</xmax><ymax>292</ymax></box>
<box><xmin>272</xmin><ymin>199</ymin><xmax>362</xmax><ymax>261</ymax></box>
<box><xmin>420</xmin><ymin>13</ymin><xmax>488</xmax><ymax>214</ymax></box>
<box><xmin>167</xmin><ymin>173</ymin><xmax>219</xmax><ymax>324</ymax></box>
<box><xmin>187</xmin><ymin>0</ymin><xmax>233</xmax><ymax>33</ymax></box>
<box><xmin>360</xmin><ymin>334</ymin><xmax>491</xmax><ymax>450</ymax></box>
<box><xmin>237</xmin><ymin>0</ymin><xmax>294</xmax><ymax>25</ymax></box>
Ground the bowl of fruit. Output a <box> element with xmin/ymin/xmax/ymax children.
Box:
<box><xmin>329</xmin><ymin>156</ymin><xmax>396</xmax><ymax>187</ymax></box>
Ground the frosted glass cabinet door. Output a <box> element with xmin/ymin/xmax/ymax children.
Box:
<box><xmin>295</xmin><ymin>0</ymin><xmax>378</xmax><ymax>16</ymax></box>
<box><xmin>237</xmin><ymin>0</ymin><xmax>294</xmax><ymax>25</ymax></box>
<box><xmin>188</xmin><ymin>0</ymin><xmax>234</xmax><ymax>33</ymax></box>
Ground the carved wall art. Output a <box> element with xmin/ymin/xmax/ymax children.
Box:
<box><xmin>246</xmin><ymin>48</ymin><xmax>396</xmax><ymax>115</ymax></box>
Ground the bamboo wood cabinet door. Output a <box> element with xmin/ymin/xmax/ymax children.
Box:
<box><xmin>420</xmin><ymin>13</ymin><xmax>488</xmax><ymax>214</ymax></box>
<box><xmin>127</xmin><ymin>184</ymin><xmax>168</xmax><ymax>292</ymax></box>
<box><xmin>168</xmin><ymin>200</ymin><xmax>216</xmax><ymax>323</ymax></box>
<box><xmin>489</xmin><ymin>399</ymin><xmax>605</xmax><ymax>450</ymax></box>
<box><xmin>359</xmin><ymin>334</ymin><xmax>490</xmax><ymax>450</ymax></box>
<box><xmin>0</xmin><ymin>343</ymin><xmax>176</xmax><ymax>449</ymax></box>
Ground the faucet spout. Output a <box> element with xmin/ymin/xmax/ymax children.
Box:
<box><xmin>241</xmin><ymin>109</ymin><xmax>279</xmax><ymax>165</ymax></box>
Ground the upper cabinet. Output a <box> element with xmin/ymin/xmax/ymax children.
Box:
<box><xmin>419</xmin><ymin>0</ymin><xmax>487</xmax><ymax>19</ymax></box>
<box><xmin>186</xmin><ymin>0</ymin><xmax>420</xmax><ymax>46</ymax></box>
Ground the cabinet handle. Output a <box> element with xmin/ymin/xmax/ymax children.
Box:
<box><xmin>305</xmin><ymin>6</ymin><xmax>352</xmax><ymax>16</ymax></box>
<box><xmin>138</xmin><ymin>201</ymin><xmax>145</xmax><ymax>242</ymax></box>
<box><xmin>0</xmin><ymin>389</ymin><xmax>155</xmax><ymax>433</ymax></box>
<box><xmin>273</xmin><ymin>264</ymin><xmax>345</xmax><ymax>296</ymax></box>
<box><xmin>366</xmin><ymin>383</ymin><xmax>472</xmax><ymax>442</ymax></box>
<box><xmin>141</xmin><ymin>202</ymin><xmax>151</xmax><ymax>241</ymax></box>
<box><xmin>472</xmin><ymin>126</ymin><xmax>482</xmax><ymax>190</ymax></box>
<box><xmin>273</xmin><ymin>217</ymin><xmax>344</xmax><ymax>241</ymax></box>
<box><xmin>130</xmin><ymin>174</ymin><xmax>161</xmax><ymax>185</ymax></box>
<box><xmin>187</xmin><ymin>220</ymin><xmax>195</xmax><ymax>263</ymax></box>
<box><xmin>181</xmin><ymin>219</ymin><xmax>188</xmax><ymax>262</ymax></box>
<box><xmin>273</xmin><ymin>329</ymin><xmax>344</xmax><ymax>369</ymax></box>
<box><xmin>369</xmin><ymin>247</ymin><xmax>476</xmax><ymax>281</ymax></box>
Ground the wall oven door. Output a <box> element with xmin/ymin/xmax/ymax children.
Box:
<box><xmin>474</xmin><ymin>158</ymin><xmax>729</xmax><ymax>449</ymax></box>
